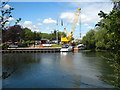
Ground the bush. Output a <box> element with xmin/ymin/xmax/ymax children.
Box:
<box><xmin>2</xmin><ymin>44</ymin><xmax>9</xmax><ymax>50</ymax></box>
<box><xmin>18</xmin><ymin>43</ymin><xmax>27</xmax><ymax>47</ymax></box>
<box><xmin>51</xmin><ymin>44</ymin><xmax>62</xmax><ymax>47</ymax></box>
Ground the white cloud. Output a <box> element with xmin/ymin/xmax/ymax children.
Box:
<box><xmin>83</xmin><ymin>23</ymin><xmax>94</xmax><ymax>30</ymax></box>
<box><xmin>67</xmin><ymin>2</ymin><xmax>113</xmax><ymax>24</ymax></box>
<box><xmin>60</xmin><ymin>11</ymin><xmax>96</xmax><ymax>24</ymax></box>
<box><xmin>60</xmin><ymin>12</ymin><xmax>74</xmax><ymax>23</ymax></box>
<box><xmin>77</xmin><ymin>23</ymin><xmax>79</xmax><ymax>26</ymax></box>
<box><xmin>36</xmin><ymin>18</ymin><xmax>42</xmax><ymax>21</ymax></box>
<box><xmin>3</xmin><ymin>4</ymin><xmax>10</xmax><ymax>9</ymax></box>
<box><xmin>43</xmin><ymin>18</ymin><xmax>57</xmax><ymax>24</ymax></box>
<box><xmin>81</xmin><ymin>33</ymin><xmax>86</xmax><ymax>37</ymax></box>
<box><xmin>87</xmin><ymin>26</ymin><xmax>94</xmax><ymax>29</ymax></box>
<box><xmin>81</xmin><ymin>14</ymin><xmax>94</xmax><ymax>23</ymax></box>
<box><xmin>24</xmin><ymin>21</ymin><xmax>32</xmax><ymax>26</ymax></box>
<box><xmin>19</xmin><ymin>21</ymin><xmax>41</xmax><ymax>32</ymax></box>
<box><xmin>60</xmin><ymin>12</ymin><xmax>74</xmax><ymax>19</ymax></box>
<box><xmin>7</xmin><ymin>17</ymin><xmax>15</xmax><ymax>21</ymax></box>
<box><xmin>45</xmin><ymin>26</ymin><xmax>52</xmax><ymax>30</ymax></box>
<box><xmin>74</xmin><ymin>33</ymin><xmax>86</xmax><ymax>39</ymax></box>
<box><xmin>84</xmin><ymin>23</ymin><xmax>89</xmax><ymax>26</ymax></box>
<box><xmin>36</xmin><ymin>23</ymin><xmax>42</xmax><ymax>26</ymax></box>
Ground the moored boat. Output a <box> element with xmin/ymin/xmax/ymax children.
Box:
<box><xmin>60</xmin><ymin>44</ymin><xmax>73</xmax><ymax>52</ymax></box>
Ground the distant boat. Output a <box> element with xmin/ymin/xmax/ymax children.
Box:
<box><xmin>60</xmin><ymin>44</ymin><xmax>73</xmax><ymax>52</ymax></box>
<box><xmin>76</xmin><ymin>44</ymin><xmax>85</xmax><ymax>50</ymax></box>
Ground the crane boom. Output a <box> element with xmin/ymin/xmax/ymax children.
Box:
<box><xmin>61</xmin><ymin>8</ymin><xmax>81</xmax><ymax>43</ymax></box>
<box><xmin>71</xmin><ymin>8</ymin><xmax>81</xmax><ymax>33</ymax></box>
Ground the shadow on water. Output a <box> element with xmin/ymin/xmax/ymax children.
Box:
<box><xmin>60</xmin><ymin>52</ymin><xmax>113</xmax><ymax>88</ymax></box>
<box><xmin>95</xmin><ymin>51</ymin><xmax>120</xmax><ymax>89</ymax></box>
<box><xmin>81</xmin><ymin>51</ymin><xmax>120</xmax><ymax>89</ymax></box>
<box><xmin>2</xmin><ymin>53</ymin><xmax>41</xmax><ymax>79</ymax></box>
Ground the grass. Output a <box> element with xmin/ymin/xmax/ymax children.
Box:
<box><xmin>51</xmin><ymin>44</ymin><xmax>62</xmax><ymax>47</ymax></box>
<box><xmin>95</xmin><ymin>49</ymin><xmax>107</xmax><ymax>52</ymax></box>
<box><xmin>82</xmin><ymin>49</ymin><xmax>108</xmax><ymax>52</ymax></box>
<box><xmin>82</xmin><ymin>50</ymin><xmax>92</xmax><ymax>52</ymax></box>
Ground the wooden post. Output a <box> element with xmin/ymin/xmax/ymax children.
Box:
<box><xmin>74</xmin><ymin>48</ymin><xmax>78</xmax><ymax>52</ymax></box>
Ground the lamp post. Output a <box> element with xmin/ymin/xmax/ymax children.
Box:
<box><xmin>34</xmin><ymin>31</ymin><xmax>36</xmax><ymax>47</ymax></box>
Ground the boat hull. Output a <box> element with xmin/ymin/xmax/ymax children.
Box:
<box><xmin>60</xmin><ymin>46</ymin><xmax>73</xmax><ymax>52</ymax></box>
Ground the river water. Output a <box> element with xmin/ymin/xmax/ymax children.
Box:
<box><xmin>2</xmin><ymin>51</ymin><xmax>115</xmax><ymax>88</ymax></box>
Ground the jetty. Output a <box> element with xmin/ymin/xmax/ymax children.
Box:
<box><xmin>1</xmin><ymin>47</ymin><xmax>61</xmax><ymax>53</ymax></box>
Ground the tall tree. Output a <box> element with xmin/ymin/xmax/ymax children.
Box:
<box><xmin>94</xmin><ymin>3</ymin><xmax>120</xmax><ymax>88</ymax></box>
<box><xmin>3</xmin><ymin>25</ymin><xmax>23</xmax><ymax>43</ymax></box>
<box><xmin>82</xmin><ymin>30</ymin><xmax>96</xmax><ymax>49</ymax></box>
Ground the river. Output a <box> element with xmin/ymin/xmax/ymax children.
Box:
<box><xmin>2</xmin><ymin>51</ymin><xmax>115</xmax><ymax>88</ymax></box>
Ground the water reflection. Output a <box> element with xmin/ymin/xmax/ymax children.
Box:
<box><xmin>2</xmin><ymin>53</ymin><xmax>41</xmax><ymax>79</ymax></box>
<box><xmin>60</xmin><ymin>52</ymin><xmax>68</xmax><ymax>56</ymax></box>
<box><xmin>96</xmin><ymin>51</ymin><xmax>120</xmax><ymax>89</ymax></box>
<box><xmin>2</xmin><ymin>52</ymin><xmax>116</xmax><ymax>88</ymax></box>
<box><xmin>60</xmin><ymin>52</ymin><xmax>81</xmax><ymax>88</ymax></box>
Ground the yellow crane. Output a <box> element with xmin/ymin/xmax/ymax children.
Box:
<box><xmin>61</xmin><ymin>8</ymin><xmax>81</xmax><ymax>43</ymax></box>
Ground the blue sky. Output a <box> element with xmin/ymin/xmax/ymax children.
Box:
<box><xmin>2</xmin><ymin>1</ymin><xmax>113</xmax><ymax>39</ymax></box>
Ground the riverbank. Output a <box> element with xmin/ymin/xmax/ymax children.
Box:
<box><xmin>82</xmin><ymin>49</ymin><xmax>115</xmax><ymax>52</ymax></box>
<box><xmin>1</xmin><ymin>47</ymin><xmax>61</xmax><ymax>53</ymax></box>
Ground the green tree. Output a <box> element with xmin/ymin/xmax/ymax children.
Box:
<box><xmin>58</xmin><ymin>31</ymin><xmax>66</xmax><ymax>40</ymax></box>
<box><xmin>95</xmin><ymin>27</ymin><xmax>109</xmax><ymax>49</ymax></box>
<box><xmin>23</xmin><ymin>28</ymin><xmax>34</xmax><ymax>41</ymax></box>
<box><xmin>2</xmin><ymin>25</ymin><xmax>23</xmax><ymax>43</ymax></box>
<box><xmin>95</xmin><ymin>2</ymin><xmax>120</xmax><ymax>89</ymax></box>
<box><xmin>0</xmin><ymin>1</ymin><xmax>21</xmax><ymax>45</ymax></box>
<box><xmin>82</xmin><ymin>30</ymin><xmax>96</xmax><ymax>49</ymax></box>
<box><xmin>96</xmin><ymin>10</ymin><xmax>120</xmax><ymax>50</ymax></box>
<box><xmin>34</xmin><ymin>32</ymin><xmax>41</xmax><ymax>40</ymax></box>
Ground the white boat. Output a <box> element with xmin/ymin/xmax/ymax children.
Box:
<box><xmin>77</xmin><ymin>44</ymin><xmax>85</xmax><ymax>50</ymax></box>
<box><xmin>60</xmin><ymin>45</ymin><xmax>73</xmax><ymax>52</ymax></box>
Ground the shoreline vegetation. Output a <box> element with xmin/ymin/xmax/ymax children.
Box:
<box><xmin>80</xmin><ymin>3</ymin><xmax>120</xmax><ymax>89</ymax></box>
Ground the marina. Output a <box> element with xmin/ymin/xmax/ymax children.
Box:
<box><xmin>1</xmin><ymin>47</ymin><xmax>61</xmax><ymax>53</ymax></box>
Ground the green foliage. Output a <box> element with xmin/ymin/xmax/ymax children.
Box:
<box><xmin>23</xmin><ymin>28</ymin><xmax>42</xmax><ymax>41</ymax></box>
<box><xmin>95</xmin><ymin>28</ymin><xmax>108</xmax><ymax>49</ymax></box>
<box><xmin>18</xmin><ymin>43</ymin><xmax>27</xmax><ymax>47</ymax></box>
<box><xmin>75</xmin><ymin>42</ymin><xmax>81</xmax><ymax>45</ymax></box>
<box><xmin>98</xmin><ymin>51</ymin><xmax>120</xmax><ymax>89</ymax></box>
<box><xmin>51</xmin><ymin>44</ymin><xmax>62</xmax><ymax>47</ymax></box>
<box><xmin>3</xmin><ymin>26</ymin><xmax>66</xmax><ymax>45</ymax></box>
<box><xmin>96</xmin><ymin>10</ymin><xmax>120</xmax><ymax>50</ymax></box>
<box><xmin>41</xmin><ymin>33</ymin><xmax>52</xmax><ymax>40</ymax></box>
<box><xmin>25</xmin><ymin>40</ymin><xmax>34</xmax><ymax>44</ymax></box>
<box><xmin>71</xmin><ymin>43</ymin><xmax>76</xmax><ymax>46</ymax></box>
<box><xmin>2</xmin><ymin>44</ymin><xmax>9</xmax><ymax>50</ymax></box>
<box><xmin>81</xmin><ymin>30</ymin><xmax>96</xmax><ymax>49</ymax></box>
<box><xmin>41</xmin><ymin>31</ymin><xmax>66</xmax><ymax>41</ymax></box>
<box><xmin>82</xmin><ymin>3</ymin><xmax>120</xmax><ymax>51</ymax></box>
<box><xmin>23</xmin><ymin>28</ymin><xmax>34</xmax><ymax>41</ymax></box>
<box><xmin>2</xmin><ymin>25</ymin><xmax>23</xmax><ymax>43</ymax></box>
<box><xmin>81</xmin><ymin>2</ymin><xmax>120</xmax><ymax>89</ymax></box>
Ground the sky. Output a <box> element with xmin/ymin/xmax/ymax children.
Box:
<box><xmin>1</xmin><ymin>0</ymin><xmax>114</xmax><ymax>39</ymax></box>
